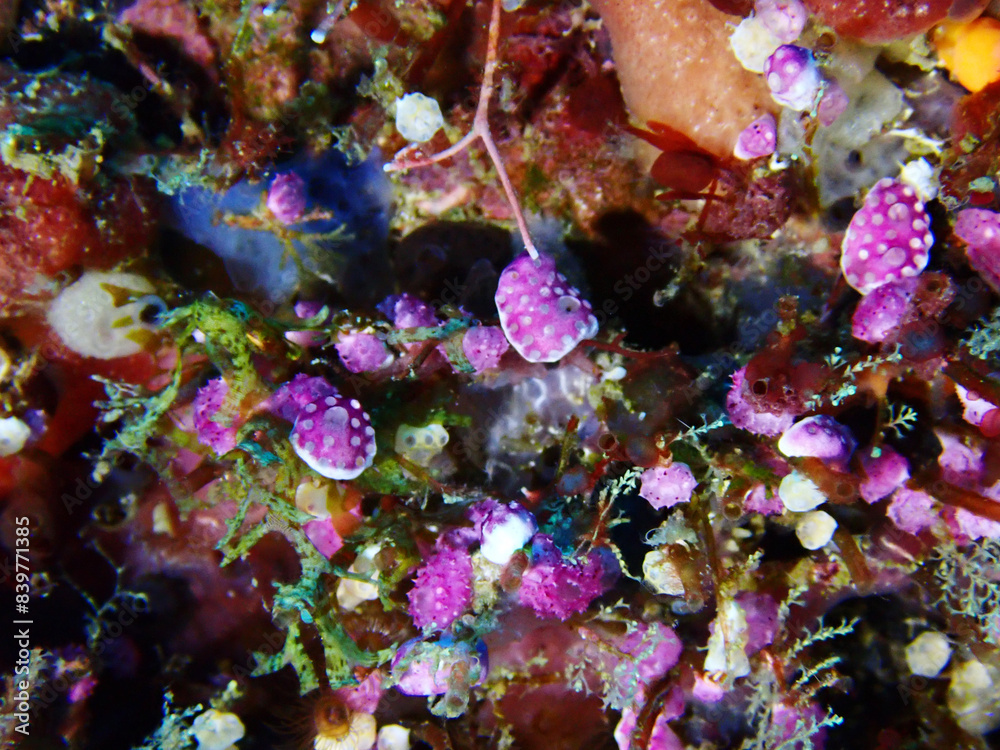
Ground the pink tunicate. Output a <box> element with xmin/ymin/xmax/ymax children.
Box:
<box><xmin>841</xmin><ymin>178</ymin><xmax>933</xmax><ymax>295</ymax></box>
<box><xmin>951</xmin><ymin>507</ymin><xmax>1000</xmax><ymax>541</ymax></box>
<box><xmin>777</xmin><ymin>415</ymin><xmax>857</xmax><ymax>466</ymax></box>
<box><xmin>726</xmin><ymin>365</ymin><xmax>800</xmax><ymax>437</ymax></box>
<box><xmin>639</xmin><ymin>463</ymin><xmax>698</xmax><ymax>510</ymax></box>
<box><xmin>756</xmin><ymin>0</ymin><xmax>808</xmax><ymax>42</ymax></box>
<box><xmin>764</xmin><ymin>45</ymin><xmax>822</xmax><ymax>111</ymax></box>
<box><xmin>859</xmin><ymin>445</ymin><xmax>911</xmax><ymax>503</ymax></box>
<box><xmin>379</xmin><ymin>293</ymin><xmax>439</xmax><ymax>329</ymax></box>
<box><xmin>738</xmin><ymin>591</ymin><xmax>779</xmax><ymax>654</ymax></box>
<box><xmin>818</xmin><ymin>78</ymin><xmax>849</xmax><ymax>126</ymax></box>
<box><xmin>734</xmin><ymin>114</ymin><xmax>778</xmax><ymax>160</ymax></box>
<box><xmin>887</xmin><ymin>488</ymin><xmax>938</xmax><ymax>535</ymax></box>
<box><xmin>955</xmin><ymin>208</ymin><xmax>1000</xmax><ymax>293</ymax></box>
<box><xmin>266</xmin><ymin>172</ymin><xmax>307</xmax><ymax>224</ymax></box>
<box><xmin>335</xmin><ymin>332</ymin><xmax>394</xmax><ymax>373</ymax></box>
<box><xmin>495</xmin><ymin>252</ymin><xmax>599</xmax><ymax>363</ymax></box>
<box><xmin>290</xmin><ymin>391</ymin><xmax>376</xmax><ymax>480</ymax></box>
<box><xmin>303</xmin><ymin>517</ymin><xmax>345</xmax><ymax>558</ymax></box>
<box><xmin>851</xmin><ymin>277</ymin><xmax>919</xmax><ymax>343</ymax></box>
<box><xmin>744</xmin><ymin>484</ymin><xmax>785</xmax><ymax>516</ymax></box>
<box><xmin>408</xmin><ymin>545</ymin><xmax>474</xmax><ymax>631</ymax></box>
<box><xmin>462</xmin><ymin>325</ymin><xmax>510</xmax><ymax>373</ymax></box>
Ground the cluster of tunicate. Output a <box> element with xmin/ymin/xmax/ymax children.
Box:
<box><xmin>407</xmin><ymin>543</ymin><xmax>474</xmax><ymax>631</ymax></box>
<box><xmin>518</xmin><ymin>535</ymin><xmax>613</xmax><ymax>620</ymax></box>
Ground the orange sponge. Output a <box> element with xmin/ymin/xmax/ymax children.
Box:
<box><xmin>935</xmin><ymin>17</ymin><xmax>1000</xmax><ymax>92</ymax></box>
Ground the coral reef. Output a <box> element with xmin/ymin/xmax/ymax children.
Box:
<box><xmin>4</xmin><ymin>1</ymin><xmax>1000</xmax><ymax>749</ymax></box>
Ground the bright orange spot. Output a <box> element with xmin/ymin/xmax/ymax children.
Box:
<box><xmin>935</xmin><ymin>18</ymin><xmax>1000</xmax><ymax>92</ymax></box>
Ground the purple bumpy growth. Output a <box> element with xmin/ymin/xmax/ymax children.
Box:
<box><xmin>755</xmin><ymin>0</ymin><xmax>807</xmax><ymax>43</ymax></box>
<box><xmin>266</xmin><ymin>172</ymin><xmax>307</xmax><ymax>224</ymax></box>
<box><xmin>841</xmin><ymin>178</ymin><xmax>933</xmax><ymax>295</ymax></box>
<box><xmin>764</xmin><ymin>45</ymin><xmax>822</xmax><ymax>111</ymax></box>
<box><xmin>335</xmin><ymin>332</ymin><xmax>393</xmax><ymax>374</ymax></box>
<box><xmin>193</xmin><ymin>377</ymin><xmax>237</xmax><ymax>455</ymax></box>
<box><xmin>518</xmin><ymin>535</ymin><xmax>611</xmax><ymax>620</ymax></box>
<box><xmin>495</xmin><ymin>252</ymin><xmax>598</xmax><ymax>363</ymax></box>
<box><xmin>954</xmin><ymin>208</ymin><xmax>1000</xmax><ymax>292</ymax></box>
<box><xmin>407</xmin><ymin>545</ymin><xmax>474</xmax><ymax>631</ymax></box>
<box><xmin>851</xmin><ymin>278</ymin><xmax>918</xmax><ymax>343</ymax></box>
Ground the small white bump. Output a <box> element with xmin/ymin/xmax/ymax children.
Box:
<box><xmin>304</xmin><ymin>402</ymin><xmax>318</xmax><ymax>413</ymax></box>
<box><xmin>351</xmin><ymin>417</ymin><xmax>360</xmax><ymax>428</ymax></box>
<box><xmin>351</xmin><ymin>436</ymin><xmax>361</xmax><ymax>446</ymax></box>
<box><xmin>858</xmin><ymin>249</ymin><xmax>869</xmax><ymax>260</ymax></box>
<box><xmin>350</xmin><ymin>399</ymin><xmax>361</xmax><ymax>409</ymax></box>
<box><xmin>300</xmin><ymin>419</ymin><xmax>314</xmax><ymax>430</ymax></box>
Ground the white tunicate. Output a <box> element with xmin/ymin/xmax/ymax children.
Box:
<box><xmin>190</xmin><ymin>709</ymin><xmax>245</xmax><ymax>750</ymax></box>
<box><xmin>0</xmin><ymin>416</ymin><xmax>31</xmax><ymax>457</ymax></box>
<box><xmin>642</xmin><ymin>548</ymin><xmax>685</xmax><ymax>597</ymax></box>
<box><xmin>394</xmin><ymin>423</ymin><xmax>449</xmax><ymax>467</ymax></box>
<box><xmin>704</xmin><ymin>598</ymin><xmax>751</xmax><ymax>678</ymax></box>
<box><xmin>377</xmin><ymin>724</ymin><xmax>411</xmax><ymax>750</ymax></box>
<box><xmin>905</xmin><ymin>631</ymin><xmax>951</xmax><ymax>678</ymax></box>
<box><xmin>336</xmin><ymin>545</ymin><xmax>381</xmax><ymax>611</ymax></box>
<box><xmin>480</xmin><ymin>506</ymin><xmax>536</xmax><ymax>565</ymax></box>
<box><xmin>898</xmin><ymin>157</ymin><xmax>939</xmax><ymax>202</ymax></box>
<box><xmin>948</xmin><ymin>660</ymin><xmax>1000</xmax><ymax>735</ymax></box>
<box><xmin>795</xmin><ymin>510</ymin><xmax>838</xmax><ymax>550</ymax></box>
<box><xmin>394</xmin><ymin>93</ymin><xmax>444</xmax><ymax>143</ymax></box>
<box><xmin>778</xmin><ymin>471</ymin><xmax>826</xmax><ymax>512</ymax></box>
<box><xmin>46</xmin><ymin>271</ymin><xmax>158</xmax><ymax>359</ymax></box>
<box><xmin>730</xmin><ymin>16</ymin><xmax>783</xmax><ymax>74</ymax></box>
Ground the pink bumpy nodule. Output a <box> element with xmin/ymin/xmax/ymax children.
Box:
<box><xmin>407</xmin><ymin>545</ymin><xmax>474</xmax><ymax>631</ymax></box>
<box><xmin>639</xmin><ymin>463</ymin><xmax>697</xmax><ymax>510</ymax></box>
<box><xmin>734</xmin><ymin>114</ymin><xmax>778</xmax><ymax>160</ymax></box>
<box><xmin>290</xmin><ymin>391</ymin><xmax>376</xmax><ymax>480</ymax></box>
<box><xmin>495</xmin><ymin>252</ymin><xmax>599</xmax><ymax>363</ymax></box>
<box><xmin>193</xmin><ymin>377</ymin><xmax>238</xmax><ymax>455</ymax></box>
<box><xmin>818</xmin><ymin>78</ymin><xmax>849</xmax><ymax>126</ymax></box>
<box><xmin>462</xmin><ymin>325</ymin><xmax>509</xmax><ymax>373</ymax></box>
<box><xmin>764</xmin><ymin>45</ymin><xmax>822</xmax><ymax>111</ymax></box>
<box><xmin>266</xmin><ymin>172</ymin><xmax>307</xmax><ymax>224</ymax></box>
<box><xmin>841</xmin><ymin>178</ymin><xmax>933</xmax><ymax>295</ymax></box>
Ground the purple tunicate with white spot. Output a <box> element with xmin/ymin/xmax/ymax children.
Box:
<box><xmin>954</xmin><ymin>208</ymin><xmax>1000</xmax><ymax>293</ymax></box>
<box><xmin>764</xmin><ymin>45</ymin><xmax>822</xmax><ymax>111</ymax></box>
<box><xmin>851</xmin><ymin>277</ymin><xmax>918</xmax><ymax>343</ymax></box>
<box><xmin>495</xmin><ymin>252</ymin><xmax>598</xmax><ymax>363</ymax></box>
<box><xmin>289</xmin><ymin>391</ymin><xmax>377</xmax><ymax>480</ymax></box>
<box><xmin>335</xmin><ymin>331</ymin><xmax>394</xmax><ymax>373</ymax></box>
<box><xmin>841</xmin><ymin>178</ymin><xmax>933</xmax><ymax>295</ymax></box>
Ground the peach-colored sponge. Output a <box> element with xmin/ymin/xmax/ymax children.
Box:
<box><xmin>592</xmin><ymin>0</ymin><xmax>775</xmax><ymax>159</ymax></box>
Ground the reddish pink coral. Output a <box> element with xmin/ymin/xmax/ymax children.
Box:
<box><xmin>840</xmin><ymin>178</ymin><xmax>933</xmax><ymax>295</ymax></box>
<box><xmin>407</xmin><ymin>545</ymin><xmax>474</xmax><ymax>631</ymax></box>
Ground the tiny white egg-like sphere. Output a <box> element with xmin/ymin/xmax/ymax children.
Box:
<box><xmin>905</xmin><ymin>631</ymin><xmax>952</xmax><ymax>678</ymax></box>
<box><xmin>794</xmin><ymin>510</ymin><xmax>838</xmax><ymax>550</ymax></box>
<box><xmin>336</xmin><ymin>545</ymin><xmax>381</xmax><ymax>611</ymax></box>
<box><xmin>394</xmin><ymin>93</ymin><xmax>444</xmax><ymax>143</ymax></box>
